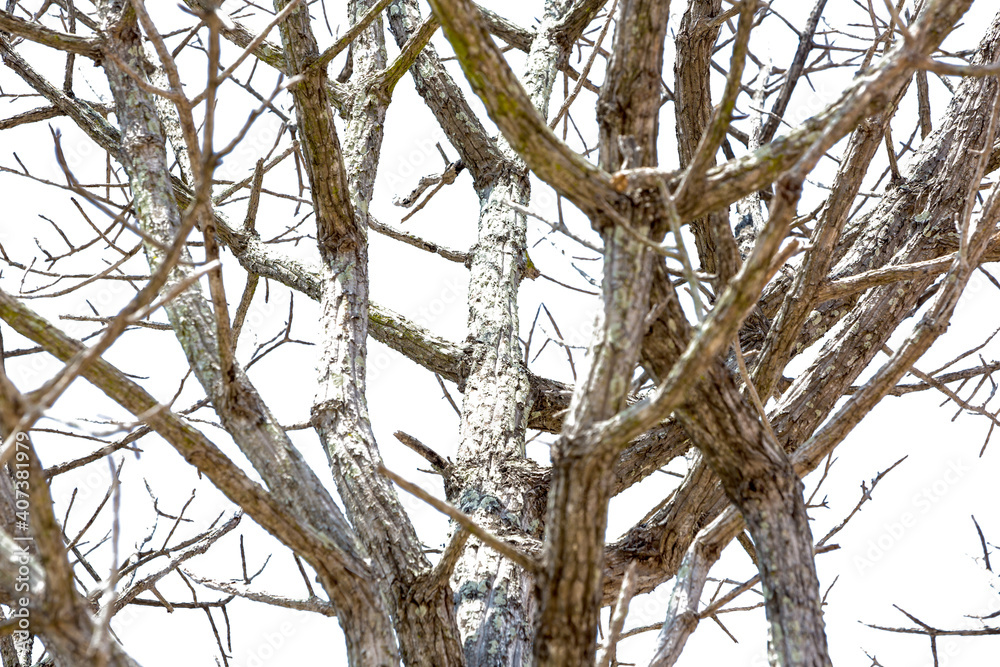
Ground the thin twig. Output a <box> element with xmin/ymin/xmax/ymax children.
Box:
<box><xmin>378</xmin><ymin>465</ymin><xmax>538</xmax><ymax>572</ymax></box>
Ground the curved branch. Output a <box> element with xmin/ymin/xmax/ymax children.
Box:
<box><xmin>0</xmin><ymin>11</ymin><xmax>101</xmax><ymax>58</ymax></box>
<box><xmin>427</xmin><ymin>0</ymin><xmax>627</xmax><ymax>222</ymax></box>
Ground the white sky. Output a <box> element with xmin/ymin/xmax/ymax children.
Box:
<box><xmin>1</xmin><ymin>1</ymin><xmax>999</xmax><ymax>665</ymax></box>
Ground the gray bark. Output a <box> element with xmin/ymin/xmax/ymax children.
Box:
<box><xmin>1</xmin><ymin>0</ymin><xmax>997</xmax><ymax>665</ymax></box>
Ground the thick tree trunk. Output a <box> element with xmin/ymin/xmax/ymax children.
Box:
<box><xmin>277</xmin><ymin>0</ymin><xmax>464</xmax><ymax>663</ymax></box>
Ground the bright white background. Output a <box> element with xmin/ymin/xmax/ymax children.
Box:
<box><xmin>0</xmin><ymin>1</ymin><xmax>998</xmax><ymax>665</ymax></box>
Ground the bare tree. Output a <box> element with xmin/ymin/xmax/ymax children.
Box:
<box><xmin>0</xmin><ymin>0</ymin><xmax>998</xmax><ymax>665</ymax></box>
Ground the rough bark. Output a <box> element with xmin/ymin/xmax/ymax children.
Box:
<box><xmin>602</xmin><ymin>0</ymin><xmax>985</xmax><ymax>609</ymax></box>
<box><xmin>1</xmin><ymin>1</ymin><xmax>997</xmax><ymax>665</ymax></box>
<box><xmin>533</xmin><ymin>1</ymin><xmax>670</xmax><ymax>663</ymax></box>
<box><xmin>443</xmin><ymin>3</ymin><xmax>587</xmax><ymax>661</ymax></box>
<box><xmin>97</xmin><ymin>2</ymin><xmax>400</xmax><ymax>663</ymax></box>
<box><xmin>277</xmin><ymin>1</ymin><xmax>464</xmax><ymax>663</ymax></box>
<box><xmin>674</xmin><ymin>0</ymin><xmax>742</xmax><ymax>287</ymax></box>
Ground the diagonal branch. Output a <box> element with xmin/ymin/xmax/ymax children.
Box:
<box><xmin>379</xmin><ymin>465</ymin><xmax>539</xmax><ymax>573</ymax></box>
<box><xmin>427</xmin><ymin>0</ymin><xmax>627</xmax><ymax>222</ymax></box>
<box><xmin>0</xmin><ymin>10</ymin><xmax>101</xmax><ymax>58</ymax></box>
